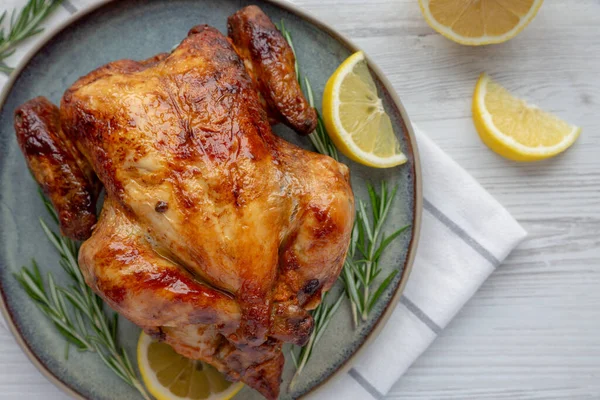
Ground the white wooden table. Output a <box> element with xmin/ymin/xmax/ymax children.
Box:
<box><xmin>1</xmin><ymin>0</ymin><xmax>599</xmax><ymax>399</ymax></box>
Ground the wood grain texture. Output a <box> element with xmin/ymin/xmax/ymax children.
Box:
<box><xmin>1</xmin><ymin>0</ymin><xmax>599</xmax><ymax>399</ymax></box>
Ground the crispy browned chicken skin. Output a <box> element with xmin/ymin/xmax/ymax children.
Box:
<box><xmin>228</xmin><ymin>5</ymin><xmax>318</xmax><ymax>135</ymax></box>
<box><xmin>14</xmin><ymin>6</ymin><xmax>353</xmax><ymax>399</ymax></box>
<box><xmin>14</xmin><ymin>97</ymin><xmax>99</xmax><ymax>240</ymax></box>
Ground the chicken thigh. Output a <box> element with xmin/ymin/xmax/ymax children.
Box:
<box><xmin>14</xmin><ymin>6</ymin><xmax>354</xmax><ymax>399</ymax></box>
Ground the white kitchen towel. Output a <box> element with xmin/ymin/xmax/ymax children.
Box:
<box><xmin>311</xmin><ymin>130</ymin><xmax>527</xmax><ymax>399</ymax></box>
<box><xmin>0</xmin><ymin>0</ymin><xmax>527</xmax><ymax>397</ymax></box>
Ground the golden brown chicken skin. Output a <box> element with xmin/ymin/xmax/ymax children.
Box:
<box><xmin>228</xmin><ymin>5</ymin><xmax>318</xmax><ymax>135</ymax></box>
<box><xmin>15</xmin><ymin>7</ymin><xmax>353</xmax><ymax>400</ymax></box>
<box><xmin>14</xmin><ymin>97</ymin><xmax>98</xmax><ymax>240</ymax></box>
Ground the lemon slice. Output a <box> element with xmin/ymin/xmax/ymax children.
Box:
<box><xmin>472</xmin><ymin>73</ymin><xmax>581</xmax><ymax>161</ymax></box>
<box><xmin>137</xmin><ymin>332</ymin><xmax>244</xmax><ymax>400</ymax></box>
<box><xmin>322</xmin><ymin>51</ymin><xmax>407</xmax><ymax>168</ymax></box>
<box><xmin>419</xmin><ymin>0</ymin><xmax>544</xmax><ymax>45</ymax></box>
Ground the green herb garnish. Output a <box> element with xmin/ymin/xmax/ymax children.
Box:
<box><xmin>15</xmin><ymin>192</ymin><xmax>151</xmax><ymax>400</ymax></box>
<box><xmin>289</xmin><ymin>291</ymin><xmax>344</xmax><ymax>386</ymax></box>
<box><xmin>345</xmin><ymin>183</ymin><xmax>410</xmax><ymax>325</ymax></box>
<box><xmin>0</xmin><ymin>0</ymin><xmax>63</xmax><ymax>74</ymax></box>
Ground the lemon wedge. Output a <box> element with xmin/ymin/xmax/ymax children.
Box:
<box><xmin>419</xmin><ymin>0</ymin><xmax>544</xmax><ymax>45</ymax></box>
<box><xmin>472</xmin><ymin>73</ymin><xmax>581</xmax><ymax>161</ymax></box>
<box><xmin>322</xmin><ymin>51</ymin><xmax>407</xmax><ymax>168</ymax></box>
<box><xmin>137</xmin><ymin>332</ymin><xmax>244</xmax><ymax>400</ymax></box>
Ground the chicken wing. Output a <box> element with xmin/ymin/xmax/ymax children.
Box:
<box><xmin>14</xmin><ymin>97</ymin><xmax>98</xmax><ymax>240</ymax></box>
<box><xmin>228</xmin><ymin>5</ymin><xmax>318</xmax><ymax>135</ymax></box>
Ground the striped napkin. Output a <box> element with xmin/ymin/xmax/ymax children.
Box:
<box><xmin>311</xmin><ymin>130</ymin><xmax>527</xmax><ymax>399</ymax></box>
<box><xmin>0</xmin><ymin>1</ymin><xmax>526</xmax><ymax>398</ymax></box>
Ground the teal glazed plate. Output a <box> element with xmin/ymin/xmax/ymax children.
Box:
<box><xmin>0</xmin><ymin>0</ymin><xmax>421</xmax><ymax>399</ymax></box>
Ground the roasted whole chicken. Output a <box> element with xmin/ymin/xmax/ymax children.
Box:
<box><xmin>14</xmin><ymin>5</ymin><xmax>354</xmax><ymax>400</ymax></box>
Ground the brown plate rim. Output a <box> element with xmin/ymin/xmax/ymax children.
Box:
<box><xmin>0</xmin><ymin>0</ymin><xmax>422</xmax><ymax>398</ymax></box>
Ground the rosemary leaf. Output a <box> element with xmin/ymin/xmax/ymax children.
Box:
<box><xmin>0</xmin><ymin>0</ymin><xmax>63</xmax><ymax>75</ymax></box>
<box><xmin>347</xmin><ymin>260</ymin><xmax>367</xmax><ymax>287</ymax></box>
<box><xmin>367</xmin><ymin>183</ymin><xmax>379</xmax><ymax>222</ymax></box>
<box><xmin>121</xmin><ymin>348</ymin><xmax>136</xmax><ymax>376</ymax></box>
<box><xmin>313</xmin><ymin>294</ymin><xmax>344</xmax><ymax>344</ymax></box>
<box><xmin>17</xmin><ymin>267</ymin><xmax>46</xmax><ymax>302</ymax></box>
<box><xmin>289</xmin><ymin>347</ymin><xmax>299</xmax><ymax>368</ymax></box>
<box><xmin>373</xmin><ymin>224</ymin><xmax>410</xmax><ymax>261</ymax></box>
<box><xmin>73</xmin><ymin>308</ymin><xmax>88</xmax><ymax>340</ymax></box>
<box><xmin>39</xmin><ymin>193</ymin><xmax>60</xmax><ymax>225</ymax></box>
<box><xmin>367</xmin><ymin>269</ymin><xmax>398</xmax><ymax>313</ymax></box>
<box><xmin>111</xmin><ymin>313</ymin><xmax>119</xmax><ymax>343</ymax></box>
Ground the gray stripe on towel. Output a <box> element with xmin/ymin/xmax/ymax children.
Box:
<box><xmin>400</xmin><ymin>295</ymin><xmax>442</xmax><ymax>335</ymax></box>
<box><xmin>61</xmin><ymin>0</ymin><xmax>77</xmax><ymax>14</ymax></box>
<box><xmin>349</xmin><ymin>368</ymin><xmax>384</xmax><ymax>399</ymax></box>
<box><xmin>423</xmin><ymin>198</ymin><xmax>500</xmax><ymax>267</ymax></box>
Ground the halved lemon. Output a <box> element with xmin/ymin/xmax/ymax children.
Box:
<box><xmin>419</xmin><ymin>0</ymin><xmax>544</xmax><ymax>45</ymax></box>
<box><xmin>322</xmin><ymin>51</ymin><xmax>407</xmax><ymax>168</ymax></box>
<box><xmin>472</xmin><ymin>73</ymin><xmax>581</xmax><ymax>161</ymax></box>
<box><xmin>137</xmin><ymin>332</ymin><xmax>244</xmax><ymax>400</ymax></box>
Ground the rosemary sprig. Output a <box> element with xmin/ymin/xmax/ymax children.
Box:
<box><xmin>289</xmin><ymin>291</ymin><xmax>343</xmax><ymax>387</ymax></box>
<box><xmin>281</xmin><ymin>21</ymin><xmax>410</xmax><ymax>376</ymax></box>
<box><xmin>15</xmin><ymin>193</ymin><xmax>151</xmax><ymax>400</ymax></box>
<box><xmin>0</xmin><ymin>0</ymin><xmax>63</xmax><ymax>75</ymax></box>
<box><xmin>348</xmin><ymin>182</ymin><xmax>410</xmax><ymax>324</ymax></box>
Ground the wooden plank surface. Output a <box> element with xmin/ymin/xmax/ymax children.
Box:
<box><xmin>0</xmin><ymin>0</ymin><xmax>599</xmax><ymax>399</ymax></box>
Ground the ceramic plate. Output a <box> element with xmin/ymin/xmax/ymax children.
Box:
<box><xmin>0</xmin><ymin>0</ymin><xmax>421</xmax><ymax>398</ymax></box>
